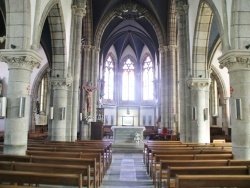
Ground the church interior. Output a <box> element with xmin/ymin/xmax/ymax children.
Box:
<box><xmin>0</xmin><ymin>0</ymin><xmax>250</xmax><ymax>187</ymax></box>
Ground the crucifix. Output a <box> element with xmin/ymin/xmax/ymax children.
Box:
<box><xmin>82</xmin><ymin>81</ymin><xmax>97</xmax><ymax>114</ymax></box>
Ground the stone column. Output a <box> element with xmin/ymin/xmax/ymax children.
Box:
<box><xmin>80</xmin><ymin>45</ymin><xmax>92</xmax><ymax>140</ymax></box>
<box><xmin>70</xmin><ymin>4</ymin><xmax>86</xmax><ymax>142</ymax></box>
<box><xmin>187</xmin><ymin>78</ymin><xmax>211</xmax><ymax>143</ymax></box>
<box><xmin>91</xmin><ymin>47</ymin><xmax>100</xmax><ymax>120</ymax></box>
<box><xmin>159</xmin><ymin>46</ymin><xmax>168</xmax><ymax>129</ymax></box>
<box><xmin>219</xmin><ymin>51</ymin><xmax>250</xmax><ymax>159</ymax></box>
<box><xmin>167</xmin><ymin>45</ymin><xmax>178</xmax><ymax>133</ymax></box>
<box><xmin>0</xmin><ymin>49</ymin><xmax>41</xmax><ymax>155</ymax></box>
<box><xmin>166</xmin><ymin>0</ymin><xmax>177</xmax><ymax>133</ymax></box>
<box><xmin>222</xmin><ymin>97</ymin><xmax>230</xmax><ymax>135</ymax></box>
<box><xmin>50</xmin><ymin>78</ymin><xmax>72</xmax><ymax>141</ymax></box>
<box><xmin>81</xmin><ymin>123</ymin><xmax>89</xmax><ymax>140</ymax></box>
<box><xmin>176</xmin><ymin>2</ymin><xmax>189</xmax><ymax>142</ymax></box>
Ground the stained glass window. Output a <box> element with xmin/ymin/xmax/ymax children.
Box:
<box><xmin>142</xmin><ymin>56</ymin><xmax>154</xmax><ymax>100</ymax></box>
<box><xmin>104</xmin><ymin>55</ymin><xmax>114</xmax><ymax>100</ymax></box>
<box><xmin>122</xmin><ymin>58</ymin><xmax>135</xmax><ymax>100</ymax></box>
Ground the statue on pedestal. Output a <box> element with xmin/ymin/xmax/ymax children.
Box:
<box><xmin>82</xmin><ymin>81</ymin><xmax>97</xmax><ymax>114</ymax></box>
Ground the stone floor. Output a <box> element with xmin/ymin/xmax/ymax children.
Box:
<box><xmin>100</xmin><ymin>152</ymin><xmax>153</xmax><ymax>188</ymax></box>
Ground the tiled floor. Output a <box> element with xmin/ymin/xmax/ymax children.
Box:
<box><xmin>100</xmin><ymin>153</ymin><xmax>154</xmax><ymax>188</ymax></box>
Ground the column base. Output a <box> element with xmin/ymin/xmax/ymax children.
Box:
<box><xmin>81</xmin><ymin>124</ymin><xmax>90</xmax><ymax>140</ymax></box>
<box><xmin>3</xmin><ymin>144</ymin><xmax>27</xmax><ymax>155</ymax></box>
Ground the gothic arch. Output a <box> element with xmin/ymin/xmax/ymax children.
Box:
<box><xmin>30</xmin><ymin>63</ymin><xmax>49</xmax><ymax>131</ymax></box>
<box><xmin>211</xmin><ymin>64</ymin><xmax>228</xmax><ymax>102</ymax></box>
<box><xmin>192</xmin><ymin>0</ymin><xmax>225</xmax><ymax>78</ymax></box>
<box><xmin>141</xmin><ymin>52</ymin><xmax>154</xmax><ymax>65</ymax></box>
<box><xmin>94</xmin><ymin>2</ymin><xmax>165</xmax><ymax>51</ymax></box>
<box><xmin>105</xmin><ymin>52</ymin><xmax>117</xmax><ymax>67</ymax></box>
<box><xmin>36</xmin><ymin>0</ymin><xmax>67</xmax><ymax>77</ymax></box>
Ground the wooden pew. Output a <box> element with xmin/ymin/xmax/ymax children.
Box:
<box><xmin>0</xmin><ymin>154</ymin><xmax>99</xmax><ymax>188</ymax></box>
<box><xmin>146</xmin><ymin>148</ymin><xmax>232</xmax><ymax>174</ymax></box>
<box><xmin>27</xmin><ymin>144</ymin><xmax>111</xmax><ymax>172</ymax></box>
<box><xmin>31</xmin><ymin>156</ymin><xmax>98</xmax><ymax>188</ymax></box>
<box><xmin>174</xmin><ymin>175</ymin><xmax>250</xmax><ymax>188</ymax></box>
<box><xmin>26</xmin><ymin>150</ymin><xmax>104</xmax><ymax>184</ymax></box>
<box><xmin>0</xmin><ymin>170</ymin><xmax>83</xmax><ymax>188</ymax></box>
<box><xmin>165</xmin><ymin>166</ymin><xmax>250</xmax><ymax>188</ymax></box>
<box><xmin>0</xmin><ymin>161</ymin><xmax>93</xmax><ymax>188</ymax></box>
<box><xmin>151</xmin><ymin>152</ymin><xmax>233</xmax><ymax>177</ymax></box>
<box><xmin>151</xmin><ymin>153</ymin><xmax>234</xmax><ymax>186</ymax></box>
<box><xmin>158</xmin><ymin>159</ymin><xmax>230</xmax><ymax>188</ymax></box>
<box><xmin>9</xmin><ymin>139</ymin><xmax>112</xmax><ymax>178</ymax></box>
<box><xmin>143</xmin><ymin>141</ymin><xmax>183</xmax><ymax>163</ymax></box>
<box><xmin>158</xmin><ymin>159</ymin><xmax>250</xmax><ymax>188</ymax></box>
<box><xmin>144</xmin><ymin>142</ymin><xmax>232</xmax><ymax>163</ymax></box>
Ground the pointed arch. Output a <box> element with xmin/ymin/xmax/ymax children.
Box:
<box><xmin>192</xmin><ymin>0</ymin><xmax>226</xmax><ymax>78</ymax></box>
<box><xmin>36</xmin><ymin>0</ymin><xmax>67</xmax><ymax>77</ymax></box>
<box><xmin>94</xmin><ymin>2</ymin><xmax>165</xmax><ymax>51</ymax></box>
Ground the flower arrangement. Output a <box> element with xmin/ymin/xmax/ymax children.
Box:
<box><xmin>83</xmin><ymin>115</ymin><xmax>92</xmax><ymax>124</ymax></box>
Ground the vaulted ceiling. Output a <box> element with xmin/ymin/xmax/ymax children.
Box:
<box><xmin>92</xmin><ymin>0</ymin><xmax>170</xmax><ymax>63</ymax></box>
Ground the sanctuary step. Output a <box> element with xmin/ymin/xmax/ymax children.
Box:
<box><xmin>112</xmin><ymin>142</ymin><xmax>144</xmax><ymax>153</ymax></box>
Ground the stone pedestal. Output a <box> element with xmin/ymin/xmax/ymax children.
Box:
<box><xmin>81</xmin><ymin>123</ymin><xmax>90</xmax><ymax>140</ymax></box>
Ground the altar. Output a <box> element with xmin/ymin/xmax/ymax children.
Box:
<box><xmin>111</xmin><ymin>126</ymin><xmax>145</xmax><ymax>143</ymax></box>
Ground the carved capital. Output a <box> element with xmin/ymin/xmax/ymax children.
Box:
<box><xmin>219</xmin><ymin>50</ymin><xmax>250</xmax><ymax>72</ymax></box>
<box><xmin>72</xmin><ymin>5</ymin><xmax>86</xmax><ymax>17</ymax></box>
<box><xmin>82</xmin><ymin>45</ymin><xmax>92</xmax><ymax>51</ymax></box>
<box><xmin>167</xmin><ymin>45</ymin><xmax>178</xmax><ymax>51</ymax></box>
<box><xmin>186</xmin><ymin>78</ymin><xmax>211</xmax><ymax>91</ymax></box>
<box><xmin>175</xmin><ymin>4</ymin><xmax>188</xmax><ymax>18</ymax></box>
<box><xmin>0</xmin><ymin>49</ymin><xmax>42</xmax><ymax>71</ymax></box>
<box><xmin>92</xmin><ymin>46</ymin><xmax>100</xmax><ymax>53</ymax></box>
<box><xmin>159</xmin><ymin>46</ymin><xmax>168</xmax><ymax>53</ymax></box>
<box><xmin>50</xmin><ymin>77</ymin><xmax>73</xmax><ymax>90</ymax></box>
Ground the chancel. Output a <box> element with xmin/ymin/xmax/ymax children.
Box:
<box><xmin>0</xmin><ymin>0</ymin><xmax>250</xmax><ymax>187</ymax></box>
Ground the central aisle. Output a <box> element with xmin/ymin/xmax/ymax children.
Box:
<box><xmin>100</xmin><ymin>153</ymin><xmax>154</xmax><ymax>188</ymax></box>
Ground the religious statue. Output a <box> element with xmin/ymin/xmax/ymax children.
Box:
<box><xmin>82</xmin><ymin>81</ymin><xmax>97</xmax><ymax>114</ymax></box>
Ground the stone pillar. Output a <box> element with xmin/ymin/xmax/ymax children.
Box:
<box><xmin>219</xmin><ymin>51</ymin><xmax>250</xmax><ymax>159</ymax></box>
<box><xmin>81</xmin><ymin>123</ymin><xmax>89</xmax><ymax>140</ymax></box>
<box><xmin>165</xmin><ymin>0</ymin><xmax>177</xmax><ymax>133</ymax></box>
<box><xmin>50</xmin><ymin>78</ymin><xmax>72</xmax><ymax>141</ymax></box>
<box><xmin>159</xmin><ymin>46</ymin><xmax>168</xmax><ymax>129</ymax></box>
<box><xmin>91</xmin><ymin>47</ymin><xmax>100</xmax><ymax>120</ymax></box>
<box><xmin>222</xmin><ymin>97</ymin><xmax>230</xmax><ymax>135</ymax></box>
<box><xmin>210</xmin><ymin>78</ymin><xmax>218</xmax><ymax>116</ymax></box>
<box><xmin>176</xmin><ymin>2</ymin><xmax>189</xmax><ymax>142</ymax></box>
<box><xmin>0</xmin><ymin>49</ymin><xmax>41</xmax><ymax>155</ymax></box>
<box><xmin>187</xmin><ymin>78</ymin><xmax>211</xmax><ymax>143</ymax></box>
<box><xmin>70</xmin><ymin>4</ymin><xmax>86</xmax><ymax>142</ymax></box>
<box><xmin>167</xmin><ymin>45</ymin><xmax>178</xmax><ymax>133</ymax></box>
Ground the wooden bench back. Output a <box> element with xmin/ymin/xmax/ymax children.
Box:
<box><xmin>0</xmin><ymin>161</ymin><xmax>92</xmax><ymax>188</ymax></box>
<box><xmin>167</xmin><ymin>166</ymin><xmax>250</xmax><ymax>188</ymax></box>
<box><xmin>175</xmin><ymin>175</ymin><xmax>250</xmax><ymax>188</ymax></box>
<box><xmin>230</xmin><ymin>160</ymin><xmax>250</xmax><ymax>166</ymax></box>
<box><xmin>0</xmin><ymin>170</ymin><xmax>83</xmax><ymax>188</ymax></box>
